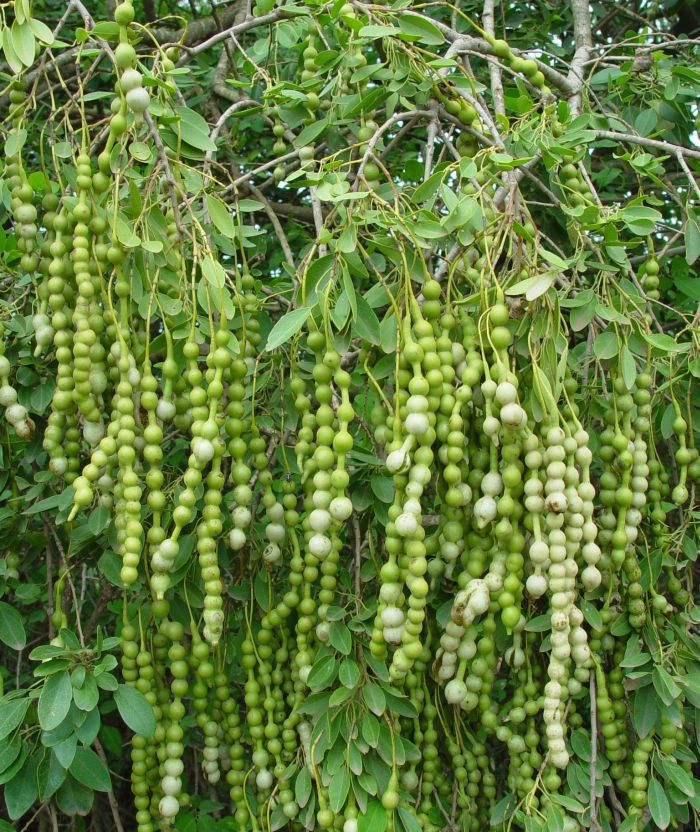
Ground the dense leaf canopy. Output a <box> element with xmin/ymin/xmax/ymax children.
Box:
<box><xmin>0</xmin><ymin>1</ymin><xmax>699</xmax><ymax>831</ymax></box>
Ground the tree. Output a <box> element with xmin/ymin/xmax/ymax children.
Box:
<box><xmin>0</xmin><ymin>0</ymin><xmax>699</xmax><ymax>830</ymax></box>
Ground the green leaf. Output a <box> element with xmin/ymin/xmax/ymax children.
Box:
<box><xmin>361</xmin><ymin>711</ymin><xmax>380</xmax><ymax>747</ymax></box>
<box><xmin>73</xmin><ymin>673</ymin><xmax>99</xmax><ymax>712</ymax></box>
<box><xmin>265</xmin><ymin>306</ymin><xmax>312</xmax><ymax>351</ymax></box>
<box><xmin>86</xmin><ymin>505</ymin><xmax>110</xmax><ymax>536</ymax></box>
<box><xmin>69</xmin><ymin>747</ymin><xmax>111</xmax><ymax>792</ymax></box>
<box><xmin>5</xmin><ymin>753</ymin><xmax>38</xmax><ymax>820</ymax></box>
<box><xmin>53</xmin><ymin>734</ymin><xmax>78</xmax><ymax>769</ymax></box>
<box><xmin>641</xmin><ymin>332</ymin><xmax>690</xmax><ymax>353</ymax></box>
<box><xmin>329</xmin><ymin>766</ymin><xmax>350</xmax><ymax>813</ymax></box>
<box><xmin>339</xmin><ymin>658</ymin><xmax>360</xmax><ymax>689</ymax></box>
<box><xmin>652</xmin><ymin>665</ymin><xmax>682</xmax><ymax>705</ymax></box>
<box><xmin>5</xmin><ymin>128</ymin><xmax>27</xmax><ymax>159</ymax></box>
<box><xmin>648</xmin><ymin>777</ymin><xmax>670</xmax><ymax>829</ymax></box>
<box><xmin>685</xmin><ymin>209</ymin><xmax>700</xmax><ymax>266</ymax></box>
<box><xmin>0</xmin><ymin>601</ymin><xmax>26</xmax><ymax>650</ymax></box>
<box><xmin>328</xmin><ymin>621</ymin><xmax>352</xmax><ymax>656</ymax></box>
<box><xmin>397</xmin><ymin>13</ymin><xmax>445</xmax><ymax>45</ymax></box>
<box><xmin>0</xmin><ymin>743</ymin><xmax>28</xmax><ymax>786</ymax></box>
<box><xmin>37</xmin><ymin>751</ymin><xmax>67</xmax><ymax>802</ymax></box>
<box><xmin>620</xmin><ymin>204</ymin><xmax>662</xmax><ymax>236</ymax></box>
<box><xmin>524</xmin><ymin>614</ymin><xmax>551</xmax><ymax>633</ymax></box>
<box><xmin>397</xmin><ymin>807</ymin><xmax>422</xmax><ymax>832</ymax></box>
<box><xmin>634</xmin><ymin>109</ymin><xmax>657</xmax><ymax>136</ymax></box>
<box><xmin>354</xmin><ymin>295</ymin><xmax>381</xmax><ymax>344</ymax></box>
<box><xmin>295</xmin><ymin>767</ymin><xmax>312</xmax><ymax>808</ymax></box>
<box><xmin>3</xmin><ymin>27</ymin><xmax>23</xmax><ymax>75</ymax></box>
<box><xmin>370</xmin><ymin>475</ymin><xmax>393</xmax><ymax>503</ymax></box>
<box><xmin>56</xmin><ymin>772</ymin><xmax>94</xmax><ymax>815</ymax></box>
<box><xmin>632</xmin><ymin>685</ymin><xmax>659</xmax><ymax>737</ymax></box>
<box><xmin>569</xmin><ymin>729</ymin><xmax>591</xmax><ymax>762</ymax></box>
<box><xmin>10</xmin><ymin>21</ymin><xmax>35</xmax><ymax>67</ymax></box>
<box><xmin>569</xmin><ymin>299</ymin><xmax>595</xmax><ymax>332</ymax></box>
<box><xmin>202</xmin><ymin>256</ymin><xmax>226</xmax><ymax>289</ymax></box>
<box><xmin>30</xmin><ymin>17</ymin><xmax>55</xmax><ymax>45</ymax></box>
<box><xmin>293</xmin><ymin>118</ymin><xmax>329</xmax><ymax>148</ymax></box>
<box><xmin>657</xmin><ymin>758</ymin><xmax>694</xmax><ymax>797</ymax></box>
<box><xmin>74</xmin><ymin>707</ymin><xmax>100</xmax><ymax>746</ymax></box>
<box><xmin>359</xmin><ymin>24</ymin><xmax>400</xmax><ymax>38</ymax></box>
<box><xmin>490</xmin><ymin>793</ymin><xmax>517</xmax><ymax>825</ymax></box>
<box><xmin>114</xmin><ymin>684</ymin><xmax>156</xmax><ymax>737</ymax></box>
<box><xmin>364</xmin><ymin>682</ymin><xmax>386</xmax><ymax>716</ymax></box>
<box><xmin>307</xmin><ymin>655</ymin><xmax>338</xmax><ymax>691</ymax></box>
<box><xmin>620</xmin><ymin>345</ymin><xmax>637</xmax><ymax>390</ymax></box>
<box><xmin>175</xmin><ymin>106</ymin><xmax>217</xmax><ymax>151</ymax></box>
<box><xmin>38</xmin><ymin>670</ymin><xmax>73</xmax><ymax>731</ymax></box>
<box><xmin>505</xmin><ymin>272</ymin><xmax>555</xmax><ymax>301</ymax></box>
<box><xmin>358</xmin><ymin>799</ymin><xmax>388</xmax><ymax>832</ymax></box>
<box><xmin>593</xmin><ymin>329</ymin><xmax>618</xmax><ymax>360</ymax></box>
<box><xmin>206</xmin><ymin>195</ymin><xmax>236</xmax><ymax>238</ymax></box>
<box><xmin>0</xmin><ymin>737</ymin><xmax>22</xmax><ymax>775</ymax></box>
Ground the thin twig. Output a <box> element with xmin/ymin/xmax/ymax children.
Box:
<box><xmin>595</xmin><ymin>130</ymin><xmax>700</xmax><ymax>161</ymax></box>
<box><xmin>94</xmin><ymin>738</ymin><xmax>125</xmax><ymax>832</ymax></box>
<box><xmin>247</xmin><ymin>183</ymin><xmax>296</xmax><ymax>268</ymax></box>
<box><xmin>589</xmin><ymin>669</ymin><xmax>599</xmax><ymax>830</ymax></box>
<box><xmin>144</xmin><ymin>111</ymin><xmax>186</xmax><ymax>239</ymax></box>
<box><xmin>352</xmin><ymin>513</ymin><xmax>362</xmax><ymax>600</ymax></box>
<box><xmin>41</xmin><ymin>513</ymin><xmax>85</xmax><ymax>646</ymax></box>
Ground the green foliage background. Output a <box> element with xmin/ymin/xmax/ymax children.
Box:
<box><xmin>0</xmin><ymin>0</ymin><xmax>699</xmax><ymax>831</ymax></box>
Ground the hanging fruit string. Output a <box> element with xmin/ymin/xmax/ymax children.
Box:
<box><xmin>0</xmin><ymin>2</ymin><xmax>699</xmax><ymax>832</ymax></box>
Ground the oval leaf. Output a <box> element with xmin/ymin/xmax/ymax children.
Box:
<box><xmin>265</xmin><ymin>306</ymin><xmax>312</xmax><ymax>351</ymax></box>
<box><xmin>38</xmin><ymin>670</ymin><xmax>73</xmax><ymax>732</ymax></box>
<box><xmin>0</xmin><ymin>601</ymin><xmax>27</xmax><ymax>650</ymax></box>
<box><xmin>113</xmin><ymin>684</ymin><xmax>156</xmax><ymax>737</ymax></box>
<box><xmin>69</xmin><ymin>747</ymin><xmax>111</xmax><ymax>792</ymax></box>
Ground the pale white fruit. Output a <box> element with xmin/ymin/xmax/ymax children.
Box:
<box><xmin>164</xmin><ymin>759</ymin><xmax>184</xmax><ymax>777</ymax></box>
<box><xmin>308</xmin><ymin>533</ymin><xmax>332</xmax><ymax>559</ymax></box>
<box><xmin>379</xmin><ymin>582</ymin><xmax>401</xmax><ymax>604</ymax></box>
<box><xmin>386</xmin><ymin>446</ymin><xmax>410</xmax><ymax>474</ymax></box>
<box><xmin>262</xmin><ymin>543</ymin><xmax>281</xmax><ymax>564</ymax></box>
<box><xmin>395</xmin><ymin>512</ymin><xmax>418</xmax><ymax>537</ymax></box>
<box><xmin>156</xmin><ymin>399</ymin><xmax>176</xmax><ymax>420</ymax></box>
<box><xmin>309</xmin><ymin>508</ymin><xmax>331</xmax><ymax>532</ymax></box>
<box><xmin>159</xmin><ymin>795</ymin><xmax>180</xmax><ymax>819</ymax></box>
<box><xmin>406</xmin><ymin>394</ymin><xmax>429</xmax><ymax>413</ymax></box>
<box><xmin>0</xmin><ymin>385</ymin><xmax>18</xmax><ymax>406</ymax></box>
<box><xmin>404</xmin><ymin>412</ymin><xmax>429</xmax><ymax>436</ymax></box>
<box><xmin>120</xmin><ymin>68</ymin><xmax>142</xmax><ymax>92</ymax></box>
<box><xmin>500</xmin><ymin>401</ymin><xmax>527</xmax><ymax>429</ymax></box>
<box><xmin>473</xmin><ymin>495</ymin><xmax>497</xmax><ymax>527</ymax></box>
<box><xmin>192</xmin><ymin>437</ymin><xmax>215</xmax><ymax>464</ymax></box>
<box><xmin>329</xmin><ymin>496</ymin><xmax>353</xmax><ymax>521</ymax></box>
<box><xmin>495</xmin><ymin>381</ymin><xmax>518</xmax><ymax>406</ymax></box>
<box><xmin>232</xmin><ymin>506</ymin><xmax>252</xmax><ymax>528</ymax></box>
<box><xmin>229</xmin><ymin>528</ymin><xmax>247</xmax><ymax>550</ymax></box>
<box><xmin>83</xmin><ymin>420</ymin><xmax>104</xmax><ymax>446</ymax></box>
<box><xmin>444</xmin><ymin>678</ymin><xmax>468</xmax><ymax>704</ymax></box>
<box><xmin>481</xmin><ymin>471</ymin><xmax>503</xmax><ymax>497</ymax></box>
<box><xmin>126</xmin><ymin>87</ymin><xmax>150</xmax><ymax>113</ymax></box>
<box><xmin>381</xmin><ymin>606</ymin><xmax>404</xmax><ymax>628</ymax></box>
<box><xmin>161</xmin><ymin>775</ymin><xmax>181</xmax><ymax>796</ymax></box>
<box><xmin>159</xmin><ymin>539</ymin><xmax>179</xmax><ymax>560</ymax></box>
<box><xmin>265</xmin><ymin>522</ymin><xmax>285</xmax><ymax>544</ymax></box>
<box><xmin>383</xmin><ymin>626</ymin><xmax>403</xmax><ymax>645</ymax></box>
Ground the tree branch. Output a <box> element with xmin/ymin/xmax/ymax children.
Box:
<box><xmin>595</xmin><ymin>130</ymin><xmax>700</xmax><ymax>161</ymax></box>
<box><xmin>568</xmin><ymin>0</ymin><xmax>594</xmax><ymax>115</ymax></box>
